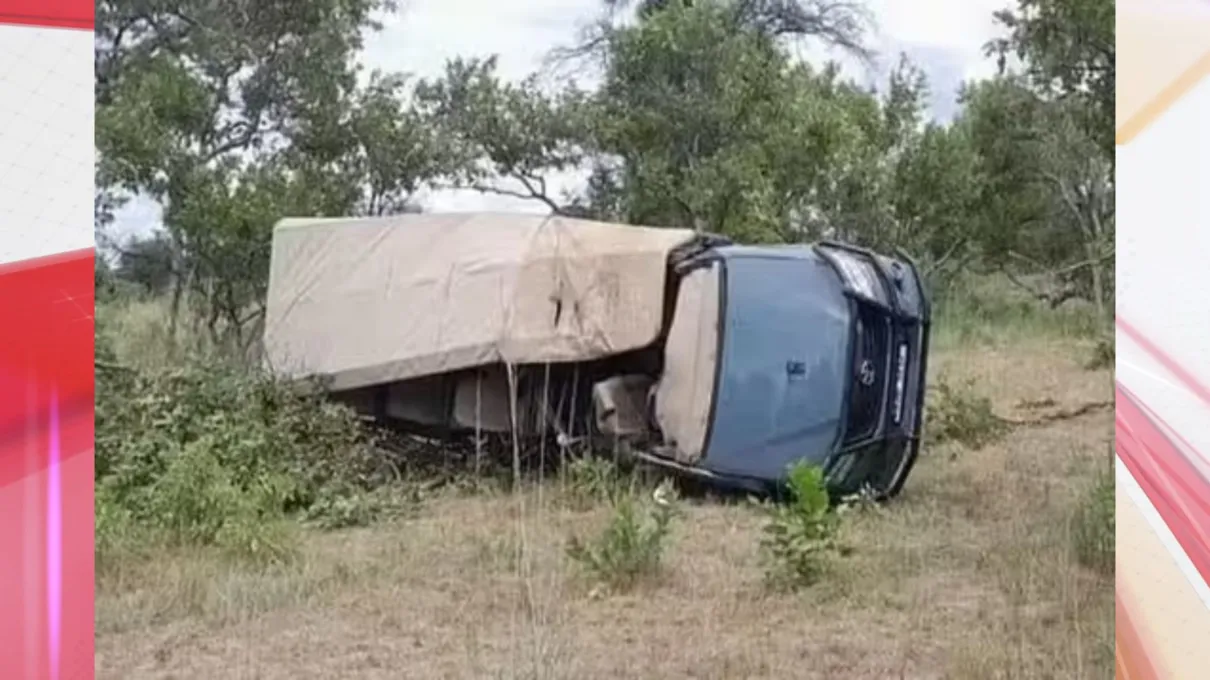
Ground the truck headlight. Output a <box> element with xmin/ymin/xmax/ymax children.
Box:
<box><xmin>828</xmin><ymin>250</ymin><xmax>886</xmax><ymax>303</ymax></box>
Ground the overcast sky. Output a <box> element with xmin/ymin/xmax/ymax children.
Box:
<box><xmin>109</xmin><ymin>0</ymin><xmax>1011</xmax><ymax>239</ymax></box>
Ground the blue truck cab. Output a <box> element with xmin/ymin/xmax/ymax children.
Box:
<box><xmin>643</xmin><ymin>239</ymin><xmax>931</xmax><ymax>499</ymax></box>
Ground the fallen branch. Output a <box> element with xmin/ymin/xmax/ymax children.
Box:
<box><xmin>996</xmin><ymin>400</ymin><xmax>1113</xmax><ymax>427</ymax></box>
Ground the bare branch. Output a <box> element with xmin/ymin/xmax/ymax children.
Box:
<box><xmin>921</xmin><ymin>238</ymin><xmax>967</xmax><ymax>277</ymax></box>
<box><xmin>1001</xmin><ymin>268</ymin><xmax>1076</xmax><ymax>308</ymax></box>
<box><xmin>1007</xmin><ymin>248</ymin><xmax>1112</xmax><ymax>277</ymax></box>
<box><xmin>461</xmin><ymin>175</ymin><xmax>565</xmax><ymax>215</ymax></box>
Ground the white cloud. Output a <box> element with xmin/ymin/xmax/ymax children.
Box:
<box><xmin>110</xmin><ymin>0</ymin><xmax>1013</xmax><ymax>235</ymax></box>
<box><xmin>872</xmin><ymin>0</ymin><xmax>1006</xmax><ymax>52</ymax></box>
<box><xmin>885</xmin><ymin>0</ymin><xmax>1012</xmax><ymax>84</ymax></box>
<box><xmin>361</xmin><ymin>0</ymin><xmax>600</xmax><ymax>83</ymax></box>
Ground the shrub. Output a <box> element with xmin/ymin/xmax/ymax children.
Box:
<box><xmin>1072</xmin><ymin>467</ymin><xmax>1114</xmax><ymax>573</ymax></box>
<box><xmin>758</xmin><ymin>462</ymin><xmax>844</xmax><ymax>590</ymax></box>
<box><xmin>95</xmin><ymin>330</ymin><xmax>395</xmax><ymax>563</ymax></box>
<box><xmin>564</xmin><ymin>455</ymin><xmax>627</xmax><ymax>509</ymax></box>
<box><xmin>1085</xmin><ymin>334</ymin><xmax>1114</xmax><ymax>371</ymax></box>
<box><xmin>931</xmin><ymin>273</ymin><xmax>1102</xmax><ymax>347</ymax></box>
<box><xmin>927</xmin><ymin>377</ymin><xmax>1008</xmax><ymax>450</ymax></box>
<box><xmin>566</xmin><ymin>480</ymin><xmax>678</xmax><ymax>592</ymax></box>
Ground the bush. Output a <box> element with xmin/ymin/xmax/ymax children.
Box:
<box><xmin>566</xmin><ymin>480</ymin><xmax>678</xmax><ymax>592</ymax></box>
<box><xmin>758</xmin><ymin>462</ymin><xmax>844</xmax><ymax>590</ymax></box>
<box><xmin>1085</xmin><ymin>334</ymin><xmax>1114</xmax><ymax>371</ymax></box>
<box><xmin>932</xmin><ymin>273</ymin><xmax>1102</xmax><ymax>347</ymax></box>
<box><xmin>927</xmin><ymin>377</ymin><xmax>1008</xmax><ymax>450</ymax></box>
<box><xmin>564</xmin><ymin>455</ymin><xmax>628</xmax><ymax>509</ymax></box>
<box><xmin>96</xmin><ymin>331</ymin><xmax>394</xmax><ymax>563</ymax></box>
<box><xmin>1073</xmin><ymin>467</ymin><xmax>1114</xmax><ymax>573</ymax></box>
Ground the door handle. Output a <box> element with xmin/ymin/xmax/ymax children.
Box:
<box><xmin>785</xmin><ymin>360</ymin><xmax>806</xmax><ymax>378</ymax></box>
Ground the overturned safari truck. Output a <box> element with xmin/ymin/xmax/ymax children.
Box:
<box><xmin>263</xmin><ymin>213</ymin><xmax>931</xmax><ymax>498</ymax></box>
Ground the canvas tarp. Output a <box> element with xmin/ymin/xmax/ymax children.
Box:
<box><xmin>263</xmin><ymin>213</ymin><xmax>698</xmax><ymax>391</ymax></box>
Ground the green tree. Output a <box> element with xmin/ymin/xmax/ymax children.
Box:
<box><xmin>415</xmin><ymin>57</ymin><xmax>592</xmax><ymax>213</ymax></box>
<box><xmin>988</xmin><ymin>0</ymin><xmax>1114</xmax><ymax>154</ymax></box>
<box><xmin>94</xmin><ymin>0</ymin><xmax>449</xmax><ymax>348</ymax></box>
<box><xmin>578</xmin><ymin>0</ymin><xmax>872</xmax><ymax>61</ymax></box>
<box><xmin>586</xmin><ymin>0</ymin><xmax>889</xmax><ymax>242</ymax></box>
<box><xmin>958</xmin><ymin>77</ymin><xmax>1112</xmax><ymax>316</ymax></box>
<box><xmin>94</xmin><ymin>0</ymin><xmax>1112</xmax><ymax>332</ymax></box>
<box><xmin>113</xmin><ymin>232</ymin><xmax>177</xmax><ymax>295</ymax></box>
<box><xmin>420</xmin><ymin>0</ymin><xmax>984</xmax><ymax>265</ymax></box>
<box><xmin>591</xmin><ymin>1</ymin><xmax>810</xmax><ymax>240</ymax></box>
<box><xmin>887</xmin><ymin>122</ymin><xmax>982</xmax><ymax>286</ymax></box>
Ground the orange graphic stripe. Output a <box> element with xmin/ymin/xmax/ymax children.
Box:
<box><xmin>1116</xmin><ymin>583</ymin><xmax>1163</xmax><ymax>680</ymax></box>
<box><xmin>1117</xmin><ymin>48</ymin><xmax>1210</xmax><ymax>146</ymax></box>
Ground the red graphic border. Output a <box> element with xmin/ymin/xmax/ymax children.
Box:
<box><xmin>1116</xmin><ymin>318</ymin><xmax>1210</xmax><ymax>679</ymax></box>
<box><xmin>0</xmin><ymin>249</ymin><xmax>96</xmax><ymax>680</ymax></box>
<box><xmin>0</xmin><ymin>0</ymin><xmax>93</xmax><ymax>29</ymax></box>
<box><xmin>0</xmin><ymin>3</ymin><xmax>96</xmax><ymax>679</ymax></box>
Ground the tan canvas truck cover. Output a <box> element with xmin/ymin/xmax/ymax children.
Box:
<box><xmin>263</xmin><ymin>213</ymin><xmax>697</xmax><ymax>391</ymax></box>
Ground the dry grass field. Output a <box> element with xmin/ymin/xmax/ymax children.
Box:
<box><xmin>95</xmin><ymin>322</ymin><xmax>1114</xmax><ymax>679</ymax></box>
